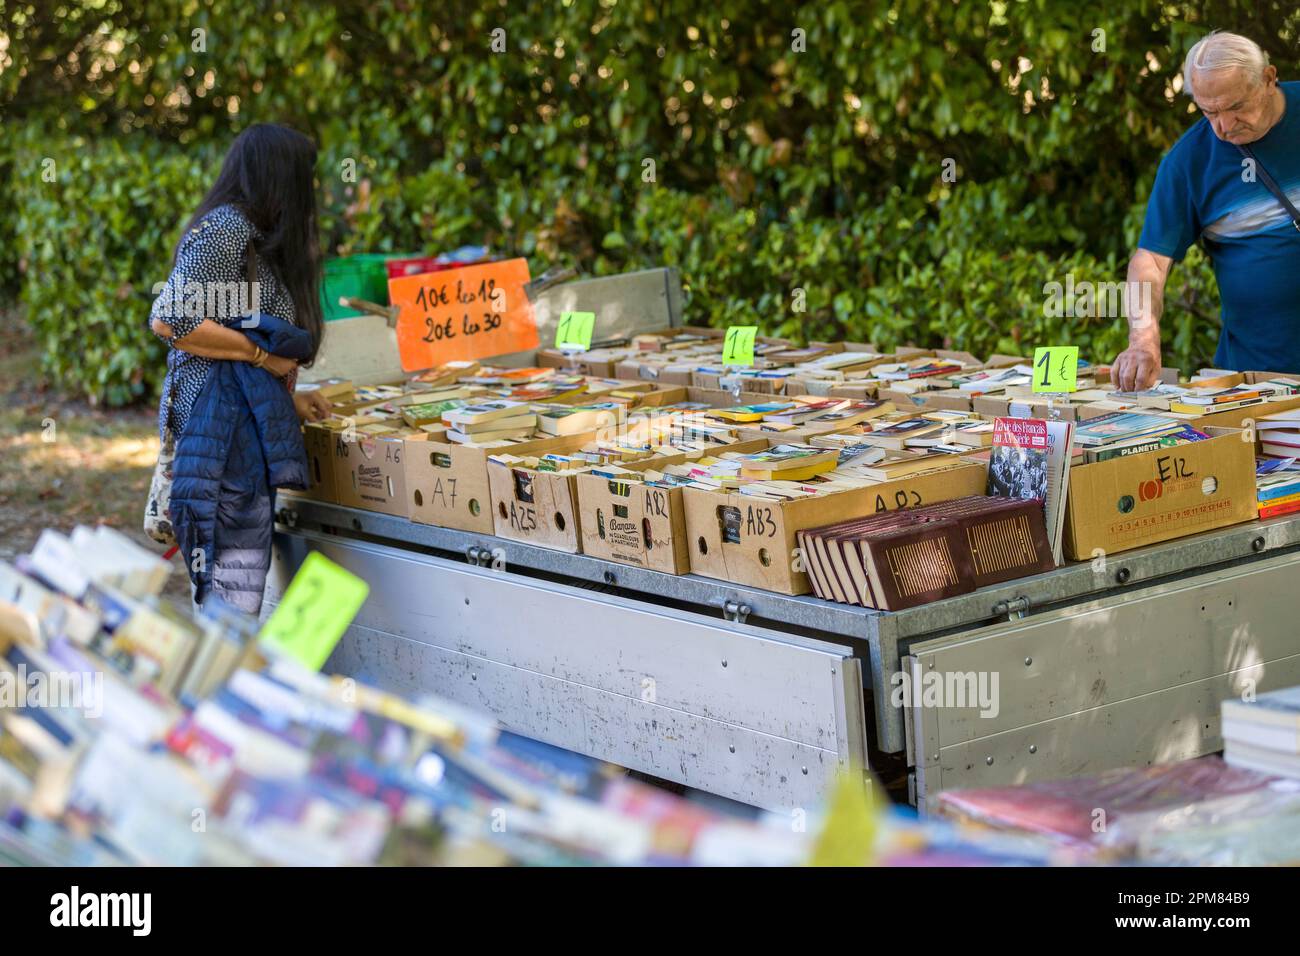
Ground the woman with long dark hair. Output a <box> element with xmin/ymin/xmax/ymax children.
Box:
<box><xmin>146</xmin><ymin>123</ymin><xmax>332</xmax><ymax>614</ymax></box>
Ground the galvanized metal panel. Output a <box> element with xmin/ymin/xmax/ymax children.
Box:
<box><xmin>906</xmin><ymin>551</ymin><xmax>1300</xmax><ymax>745</ymax></box>
<box><xmin>906</xmin><ymin>550</ymin><xmax>1300</xmax><ymax>806</ymax></box>
<box><xmin>331</xmin><ymin>622</ymin><xmax>841</xmax><ymax>810</ymax></box>
<box><xmin>268</xmin><ymin>528</ymin><xmax>865</xmax><ymax>810</ymax></box>
<box><xmin>914</xmin><ymin>654</ymin><xmax>1300</xmax><ymax>810</ymax></box>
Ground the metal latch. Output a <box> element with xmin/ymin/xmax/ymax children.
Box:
<box><xmin>722</xmin><ymin>599</ymin><xmax>752</xmax><ymax>624</ymax></box>
<box><xmin>465</xmin><ymin>545</ymin><xmax>492</xmax><ymax>567</ymax></box>
<box><xmin>992</xmin><ymin>595</ymin><xmax>1031</xmax><ymax>621</ymax></box>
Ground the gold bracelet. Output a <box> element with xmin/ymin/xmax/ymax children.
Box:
<box><xmin>251</xmin><ymin>345</ymin><xmax>267</xmax><ymax>368</ymax></box>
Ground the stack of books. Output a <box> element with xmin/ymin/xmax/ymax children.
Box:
<box><xmin>1222</xmin><ymin>686</ymin><xmax>1300</xmax><ymax>779</ymax></box>
<box><xmin>795</xmin><ymin>495</ymin><xmax>1054</xmax><ymax>610</ymax></box>
<box><xmin>1165</xmin><ymin>383</ymin><xmax>1276</xmax><ymax>415</ymax></box>
<box><xmin>1254</xmin><ymin>459</ymin><xmax>1300</xmax><ymax>519</ymax></box>
<box><xmin>533</xmin><ymin>402</ymin><xmax>625</xmax><ymax>437</ymax></box>
<box><xmin>1072</xmin><ymin>412</ymin><xmax>1204</xmax><ymax>462</ymax></box>
<box><xmin>0</xmin><ymin>526</ymin><xmax>819</xmax><ymax>868</ymax></box>
<box><xmin>442</xmin><ymin>400</ymin><xmax>538</xmax><ymax>444</ymax></box>
<box><xmin>1257</xmin><ymin>408</ymin><xmax>1300</xmax><ymax>459</ymax></box>
<box><xmin>871</xmin><ymin>357</ymin><xmax>971</xmax><ymax>381</ymax></box>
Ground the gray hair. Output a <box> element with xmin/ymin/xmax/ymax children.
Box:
<box><xmin>1183</xmin><ymin>31</ymin><xmax>1270</xmax><ymax>96</ymax></box>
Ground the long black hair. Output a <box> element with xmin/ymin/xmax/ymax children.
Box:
<box><xmin>181</xmin><ymin>123</ymin><xmax>323</xmax><ymax>364</ymax></box>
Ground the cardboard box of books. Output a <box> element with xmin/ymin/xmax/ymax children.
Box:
<box><xmin>407</xmin><ymin>430</ymin><xmax>609</xmax><ymax>534</ymax></box>
<box><xmin>574</xmin><ymin>442</ymin><xmax>764</xmax><ymax>574</ymax></box>
<box><xmin>1063</xmin><ymin>424</ymin><xmax>1256</xmax><ymax>561</ymax></box>
<box><xmin>333</xmin><ymin>428</ymin><xmax>428</xmax><ymax>518</ymax></box>
<box><xmin>487</xmin><ymin>457</ymin><xmax>587</xmax><ymax>552</ymax></box>
<box><xmin>488</xmin><ymin>435</ymin><xmax>752</xmax><ymax>553</ymax></box>
<box><xmin>682</xmin><ymin>461</ymin><xmax>989</xmax><ymax>595</ymax></box>
<box><xmin>280</xmin><ymin>421</ymin><xmax>340</xmax><ymax>504</ymax></box>
<box><xmin>576</xmin><ymin>439</ymin><xmax>770</xmax><ymax>574</ymax></box>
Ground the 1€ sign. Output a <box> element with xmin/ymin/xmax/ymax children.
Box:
<box><xmin>722</xmin><ymin>326</ymin><xmax>758</xmax><ymax>366</ymax></box>
<box><xmin>1032</xmin><ymin>346</ymin><xmax>1079</xmax><ymax>393</ymax></box>
<box><xmin>555</xmin><ymin>311</ymin><xmax>595</xmax><ymax>351</ymax></box>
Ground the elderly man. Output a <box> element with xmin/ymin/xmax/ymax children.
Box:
<box><xmin>1113</xmin><ymin>32</ymin><xmax>1299</xmax><ymax>390</ymax></box>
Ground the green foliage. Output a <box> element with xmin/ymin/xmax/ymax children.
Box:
<box><xmin>8</xmin><ymin>130</ymin><xmax>215</xmax><ymax>405</ymax></box>
<box><xmin>2</xmin><ymin>0</ymin><xmax>1295</xmax><ymax>402</ymax></box>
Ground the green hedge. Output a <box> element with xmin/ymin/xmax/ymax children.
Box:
<box><xmin>8</xmin><ymin>131</ymin><xmax>215</xmax><ymax>405</ymax></box>
<box><xmin>3</xmin><ymin>0</ymin><xmax>1283</xmax><ymax>403</ymax></box>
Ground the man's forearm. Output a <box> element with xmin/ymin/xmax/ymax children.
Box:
<box><xmin>153</xmin><ymin>318</ymin><xmax>257</xmax><ymax>361</ymax></box>
<box><xmin>1126</xmin><ymin>251</ymin><xmax>1170</xmax><ymax>347</ymax></box>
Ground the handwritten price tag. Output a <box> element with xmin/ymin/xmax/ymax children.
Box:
<box><xmin>555</xmin><ymin>311</ymin><xmax>595</xmax><ymax>351</ymax></box>
<box><xmin>722</xmin><ymin>326</ymin><xmax>758</xmax><ymax>366</ymax></box>
<box><xmin>1032</xmin><ymin>346</ymin><xmax>1079</xmax><ymax>393</ymax></box>
<box><xmin>259</xmin><ymin>552</ymin><xmax>369</xmax><ymax>670</ymax></box>
<box><xmin>391</xmin><ymin>258</ymin><xmax>538</xmax><ymax>371</ymax></box>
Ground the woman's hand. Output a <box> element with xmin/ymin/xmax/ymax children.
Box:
<box><xmin>293</xmin><ymin>389</ymin><xmax>333</xmax><ymax>422</ymax></box>
<box><xmin>263</xmin><ymin>353</ymin><xmax>298</xmax><ymax>379</ymax></box>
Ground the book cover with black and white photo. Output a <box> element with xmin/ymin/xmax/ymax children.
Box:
<box><xmin>987</xmin><ymin>417</ymin><xmax>1073</xmax><ymax>564</ymax></box>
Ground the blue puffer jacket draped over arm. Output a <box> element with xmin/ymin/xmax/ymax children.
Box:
<box><xmin>170</xmin><ymin>313</ymin><xmax>313</xmax><ymax>614</ymax></box>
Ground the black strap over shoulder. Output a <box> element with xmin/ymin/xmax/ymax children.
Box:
<box><xmin>1237</xmin><ymin>143</ymin><xmax>1300</xmax><ymax>232</ymax></box>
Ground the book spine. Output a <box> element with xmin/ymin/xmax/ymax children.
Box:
<box><xmin>1088</xmin><ymin>438</ymin><xmax>1166</xmax><ymax>462</ymax></box>
<box><xmin>1257</xmin><ymin>483</ymin><xmax>1300</xmax><ymax>503</ymax></box>
<box><xmin>1259</xmin><ymin>498</ymin><xmax>1300</xmax><ymax>519</ymax></box>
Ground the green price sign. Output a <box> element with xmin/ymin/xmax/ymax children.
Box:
<box><xmin>555</xmin><ymin>311</ymin><xmax>595</xmax><ymax>350</ymax></box>
<box><xmin>722</xmin><ymin>326</ymin><xmax>758</xmax><ymax>366</ymax></box>
<box><xmin>1032</xmin><ymin>346</ymin><xmax>1079</xmax><ymax>393</ymax></box>
<box><xmin>259</xmin><ymin>551</ymin><xmax>369</xmax><ymax>670</ymax></box>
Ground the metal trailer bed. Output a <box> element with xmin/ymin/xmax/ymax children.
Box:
<box><xmin>267</xmin><ymin>496</ymin><xmax>1300</xmax><ymax>813</ymax></box>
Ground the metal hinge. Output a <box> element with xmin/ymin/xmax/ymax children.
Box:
<box><xmin>992</xmin><ymin>594</ymin><xmax>1031</xmax><ymax>621</ymax></box>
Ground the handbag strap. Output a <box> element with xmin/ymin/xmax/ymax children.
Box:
<box><xmin>1236</xmin><ymin>143</ymin><xmax>1300</xmax><ymax>232</ymax></box>
<box><xmin>245</xmin><ymin>238</ymin><xmax>259</xmax><ymax>305</ymax></box>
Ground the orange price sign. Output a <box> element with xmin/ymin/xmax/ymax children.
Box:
<box><xmin>391</xmin><ymin>258</ymin><xmax>538</xmax><ymax>371</ymax></box>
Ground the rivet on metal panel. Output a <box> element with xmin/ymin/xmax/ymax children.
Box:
<box><xmin>985</xmin><ymin>756</ymin><xmax>994</xmax><ymax>766</ymax></box>
<box><xmin>471</xmin><ymin>673</ymin><xmax>477</xmax><ymax>681</ymax></box>
<box><xmin>801</xmin><ymin>767</ymin><xmax>808</xmax><ymax>775</ymax></box>
<box><xmin>603</xmin><ymin>570</ymin><xmax>617</xmax><ymax>585</ymax></box>
<box><xmin>1029</xmin><ymin>745</ymin><xmax>1037</xmax><ymax>754</ymax></box>
<box><xmin>721</xmin><ymin>659</ymin><xmax>728</xmax><ymax>668</ymax></box>
<box><xmin>1115</xmin><ymin>567</ymin><xmax>1131</xmax><ymax>584</ymax></box>
<box><xmin>1253</xmin><ymin>536</ymin><xmax>1266</xmax><ymax>552</ymax></box>
<box><xmin>1024</xmin><ymin>657</ymin><xmax>1033</xmax><ymax>666</ymax></box>
<box><xmin>729</xmin><ymin>745</ymin><xmax>735</xmax><ymax>754</ymax></box>
<box><xmin>932</xmin><ymin>754</ymin><xmax>939</xmax><ymax>761</ymax></box>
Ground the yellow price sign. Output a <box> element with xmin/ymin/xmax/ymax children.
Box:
<box><xmin>722</xmin><ymin>326</ymin><xmax>758</xmax><ymax>366</ymax></box>
<box><xmin>810</xmin><ymin>771</ymin><xmax>879</xmax><ymax>867</ymax></box>
<box><xmin>1032</xmin><ymin>346</ymin><xmax>1079</xmax><ymax>393</ymax></box>
<box><xmin>555</xmin><ymin>311</ymin><xmax>595</xmax><ymax>351</ymax></box>
<box><xmin>259</xmin><ymin>552</ymin><xmax>369</xmax><ymax>670</ymax></box>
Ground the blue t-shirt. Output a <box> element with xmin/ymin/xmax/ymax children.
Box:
<box><xmin>1139</xmin><ymin>80</ymin><xmax>1300</xmax><ymax>372</ymax></box>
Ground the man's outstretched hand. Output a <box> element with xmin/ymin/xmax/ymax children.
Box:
<box><xmin>1111</xmin><ymin>341</ymin><xmax>1162</xmax><ymax>392</ymax></box>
